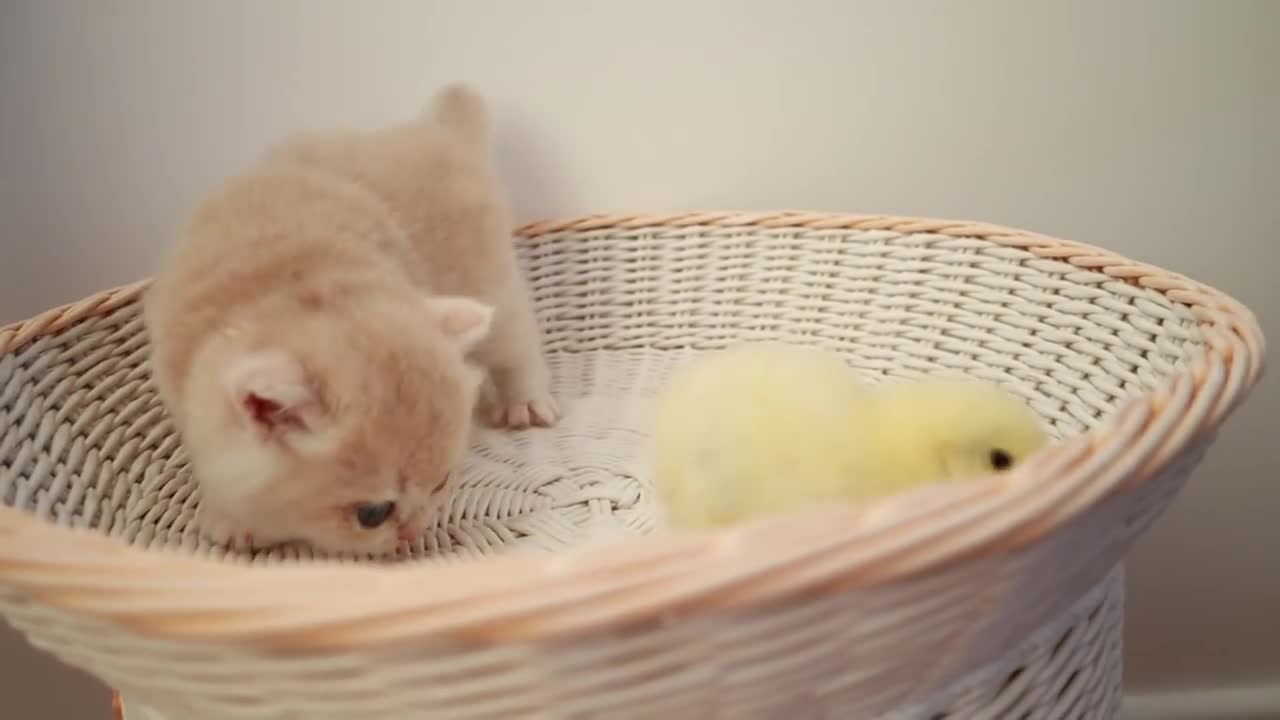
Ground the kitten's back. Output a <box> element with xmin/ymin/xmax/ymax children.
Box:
<box><xmin>264</xmin><ymin>88</ymin><xmax>515</xmax><ymax>299</ymax></box>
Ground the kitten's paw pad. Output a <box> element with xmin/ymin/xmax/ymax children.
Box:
<box><xmin>488</xmin><ymin>393</ymin><xmax>559</xmax><ymax>429</ymax></box>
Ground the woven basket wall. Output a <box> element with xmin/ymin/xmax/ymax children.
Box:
<box><xmin>0</xmin><ymin>212</ymin><xmax>1264</xmax><ymax>720</ymax></box>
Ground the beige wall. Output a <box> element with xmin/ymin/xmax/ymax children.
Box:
<box><xmin>1</xmin><ymin>0</ymin><xmax>1275</xmax><ymax>714</ymax></box>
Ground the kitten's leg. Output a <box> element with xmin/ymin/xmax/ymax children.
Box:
<box><xmin>195</xmin><ymin>503</ymin><xmax>258</xmax><ymax>550</ymax></box>
<box><xmin>474</xmin><ymin>295</ymin><xmax>559</xmax><ymax>429</ymax></box>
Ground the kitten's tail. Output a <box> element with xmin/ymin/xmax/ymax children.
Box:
<box><xmin>425</xmin><ymin>83</ymin><xmax>491</xmax><ymax>153</ymax></box>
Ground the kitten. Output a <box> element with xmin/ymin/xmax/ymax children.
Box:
<box><xmin>143</xmin><ymin>84</ymin><xmax>557</xmax><ymax>556</ymax></box>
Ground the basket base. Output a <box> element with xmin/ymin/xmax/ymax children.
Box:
<box><xmin>116</xmin><ymin>565</ymin><xmax>1124</xmax><ymax>720</ymax></box>
<box><xmin>887</xmin><ymin>563</ymin><xmax>1125</xmax><ymax>719</ymax></box>
<box><xmin>118</xmin><ymin>695</ymin><xmax>170</xmax><ymax>720</ymax></box>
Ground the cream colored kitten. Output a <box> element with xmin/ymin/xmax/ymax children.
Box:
<box><xmin>144</xmin><ymin>84</ymin><xmax>557</xmax><ymax>556</ymax></box>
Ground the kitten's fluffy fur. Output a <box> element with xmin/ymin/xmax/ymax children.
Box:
<box><xmin>144</xmin><ymin>84</ymin><xmax>556</xmax><ymax>556</ymax></box>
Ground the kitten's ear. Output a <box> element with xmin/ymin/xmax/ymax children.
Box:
<box><xmin>223</xmin><ymin>350</ymin><xmax>318</xmax><ymax>437</ymax></box>
<box><xmin>424</xmin><ymin>295</ymin><xmax>494</xmax><ymax>352</ymax></box>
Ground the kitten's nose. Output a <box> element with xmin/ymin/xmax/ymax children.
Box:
<box><xmin>397</xmin><ymin>525</ymin><xmax>418</xmax><ymax>543</ymax></box>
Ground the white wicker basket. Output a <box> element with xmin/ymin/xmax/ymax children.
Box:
<box><xmin>0</xmin><ymin>212</ymin><xmax>1264</xmax><ymax>720</ymax></box>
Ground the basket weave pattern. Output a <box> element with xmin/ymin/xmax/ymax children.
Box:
<box><xmin>0</xmin><ymin>212</ymin><xmax>1264</xmax><ymax>719</ymax></box>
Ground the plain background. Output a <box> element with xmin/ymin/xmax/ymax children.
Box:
<box><xmin>0</xmin><ymin>1</ymin><xmax>1275</xmax><ymax>716</ymax></box>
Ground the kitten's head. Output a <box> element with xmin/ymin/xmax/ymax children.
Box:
<box><xmin>187</xmin><ymin>293</ymin><xmax>492</xmax><ymax>556</ymax></box>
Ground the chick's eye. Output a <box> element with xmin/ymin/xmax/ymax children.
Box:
<box><xmin>989</xmin><ymin>449</ymin><xmax>1013</xmax><ymax>471</ymax></box>
<box><xmin>355</xmin><ymin>501</ymin><xmax>396</xmax><ymax>529</ymax></box>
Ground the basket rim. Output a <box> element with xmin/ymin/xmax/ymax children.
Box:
<box><xmin>0</xmin><ymin>210</ymin><xmax>1265</xmax><ymax>652</ymax></box>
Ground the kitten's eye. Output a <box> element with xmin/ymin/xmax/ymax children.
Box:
<box><xmin>989</xmin><ymin>449</ymin><xmax>1013</xmax><ymax>471</ymax></box>
<box><xmin>355</xmin><ymin>501</ymin><xmax>396</xmax><ymax>529</ymax></box>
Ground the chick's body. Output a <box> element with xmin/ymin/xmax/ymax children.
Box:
<box><xmin>653</xmin><ymin>344</ymin><xmax>873</xmax><ymax>529</ymax></box>
<box><xmin>652</xmin><ymin>343</ymin><xmax>1049</xmax><ymax>529</ymax></box>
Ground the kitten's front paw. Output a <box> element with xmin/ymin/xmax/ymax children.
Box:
<box><xmin>486</xmin><ymin>388</ymin><xmax>560</xmax><ymax>430</ymax></box>
<box><xmin>196</xmin><ymin>506</ymin><xmax>258</xmax><ymax>551</ymax></box>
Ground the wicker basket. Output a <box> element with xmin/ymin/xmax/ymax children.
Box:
<box><xmin>0</xmin><ymin>212</ymin><xmax>1263</xmax><ymax>720</ymax></box>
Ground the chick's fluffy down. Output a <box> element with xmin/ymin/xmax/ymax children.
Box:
<box><xmin>652</xmin><ymin>344</ymin><xmax>872</xmax><ymax>529</ymax></box>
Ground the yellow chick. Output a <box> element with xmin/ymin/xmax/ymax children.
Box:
<box><xmin>652</xmin><ymin>343</ymin><xmax>1050</xmax><ymax>529</ymax></box>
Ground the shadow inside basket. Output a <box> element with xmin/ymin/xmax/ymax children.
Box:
<box><xmin>0</xmin><ymin>226</ymin><xmax>1209</xmax><ymax>567</ymax></box>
